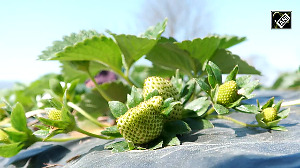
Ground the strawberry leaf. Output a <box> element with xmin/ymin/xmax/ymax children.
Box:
<box><xmin>0</xmin><ymin>142</ymin><xmax>24</xmax><ymax>158</ymax></box>
<box><xmin>208</xmin><ymin>61</ymin><xmax>222</xmax><ymax>85</ymax></box>
<box><xmin>183</xmin><ymin>118</ymin><xmax>214</xmax><ymax>131</ymax></box>
<box><xmin>218</xmin><ymin>35</ymin><xmax>246</xmax><ymax>49</ymax></box>
<box><xmin>39</xmin><ymin>30</ymin><xmax>102</xmax><ymax>60</ymax></box>
<box><xmin>213</xmin><ymin>104</ymin><xmax>229</xmax><ymax>114</ymax></box>
<box><xmin>235</xmin><ymin>104</ymin><xmax>259</xmax><ymax>114</ymax></box>
<box><xmin>176</xmin><ymin>36</ymin><xmax>220</xmax><ymax>66</ymax></box>
<box><xmin>146</xmin><ymin>38</ymin><xmax>196</xmax><ymax>77</ymax></box>
<box><xmin>53</xmin><ymin>36</ymin><xmax>123</xmax><ymax>75</ymax></box>
<box><xmin>180</xmin><ymin>80</ymin><xmax>196</xmax><ymax>105</ymax></box>
<box><xmin>262</xmin><ymin>97</ymin><xmax>275</xmax><ymax>110</ymax></box>
<box><xmin>184</xmin><ymin>97</ymin><xmax>210</xmax><ymax>117</ymax></box>
<box><xmin>2</xmin><ymin>128</ymin><xmax>28</xmax><ymax>142</ymax></box>
<box><xmin>108</xmin><ymin>101</ymin><xmax>128</xmax><ymax>118</ymax></box>
<box><xmin>225</xmin><ymin>65</ymin><xmax>239</xmax><ymax>82</ymax></box>
<box><xmin>270</xmin><ymin>126</ymin><xmax>287</xmax><ymax>131</ymax></box>
<box><xmin>141</xmin><ymin>18</ymin><xmax>167</xmax><ymax>39</ymax></box>
<box><xmin>11</xmin><ymin>103</ymin><xmax>29</xmax><ymax>132</ymax></box>
<box><xmin>105</xmin><ymin>141</ymin><xmax>129</xmax><ymax>153</ymax></box>
<box><xmin>278</xmin><ymin>108</ymin><xmax>290</xmax><ymax>118</ymax></box>
<box><xmin>109</xmin><ymin>33</ymin><xmax>157</xmax><ymax>70</ymax></box>
<box><xmin>163</xmin><ymin>120</ymin><xmax>191</xmax><ymax>135</ymax></box>
<box><xmin>210</xmin><ymin>49</ymin><xmax>260</xmax><ymax>74</ymax></box>
<box><xmin>126</xmin><ymin>86</ymin><xmax>144</xmax><ymax>108</ymax></box>
<box><xmin>101</xmin><ymin>125</ymin><xmax>122</xmax><ymax>138</ymax></box>
<box><xmin>49</xmin><ymin>78</ymin><xmax>64</xmax><ymax>97</ymax></box>
<box><xmin>144</xmin><ymin>89</ymin><xmax>159</xmax><ymax>101</ymax></box>
<box><xmin>194</xmin><ymin>78</ymin><xmax>210</xmax><ymax>95</ymax></box>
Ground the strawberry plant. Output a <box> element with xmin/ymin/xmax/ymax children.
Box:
<box><xmin>0</xmin><ymin>18</ymin><xmax>299</xmax><ymax>157</ymax></box>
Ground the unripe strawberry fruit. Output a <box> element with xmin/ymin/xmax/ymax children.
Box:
<box><xmin>143</xmin><ymin>76</ymin><xmax>182</xmax><ymax>120</ymax></box>
<box><xmin>48</xmin><ymin>109</ymin><xmax>62</xmax><ymax>121</ymax></box>
<box><xmin>143</xmin><ymin>76</ymin><xmax>180</xmax><ymax>101</ymax></box>
<box><xmin>217</xmin><ymin>80</ymin><xmax>238</xmax><ymax>106</ymax></box>
<box><xmin>117</xmin><ymin>96</ymin><xmax>164</xmax><ymax>144</ymax></box>
<box><xmin>262</xmin><ymin>107</ymin><xmax>277</xmax><ymax>122</ymax></box>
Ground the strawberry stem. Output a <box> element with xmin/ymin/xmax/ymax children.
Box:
<box><xmin>37</xmin><ymin>137</ymin><xmax>80</xmax><ymax>142</ymax></box>
<box><xmin>74</xmin><ymin>126</ymin><xmax>114</xmax><ymax>140</ymax></box>
<box><xmin>87</xmin><ymin>70</ymin><xmax>113</xmax><ymax>102</ymax></box>
<box><xmin>67</xmin><ymin>102</ymin><xmax>109</xmax><ymax>128</ymax></box>
<box><xmin>206</xmin><ymin>115</ymin><xmax>259</xmax><ymax>128</ymax></box>
<box><xmin>282</xmin><ymin>99</ymin><xmax>300</xmax><ymax>107</ymax></box>
<box><xmin>203</xmin><ymin>107</ymin><xmax>215</xmax><ymax>117</ymax></box>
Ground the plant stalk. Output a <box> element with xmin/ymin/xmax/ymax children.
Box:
<box><xmin>282</xmin><ymin>99</ymin><xmax>300</xmax><ymax>107</ymax></box>
<box><xmin>37</xmin><ymin>137</ymin><xmax>80</xmax><ymax>142</ymax></box>
<box><xmin>203</xmin><ymin>107</ymin><xmax>215</xmax><ymax>117</ymax></box>
<box><xmin>74</xmin><ymin>126</ymin><xmax>114</xmax><ymax>140</ymax></box>
<box><xmin>87</xmin><ymin>70</ymin><xmax>112</xmax><ymax>102</ymax></box>
<box><xmin>206</xmin><ymin>115</ymin><xmax>259</xmax><ymax>128</ymax></box>
<box><xmin>67</xmin><ymin>102</ymin><xmax>109</xmax><ymax>128</ymax></box>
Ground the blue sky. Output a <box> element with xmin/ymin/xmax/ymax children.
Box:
<box><xmin>0</xmin><ymin>0</ymin><xmax>299</xmax><ymax>86</ymax></box>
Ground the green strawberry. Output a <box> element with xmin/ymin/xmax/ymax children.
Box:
<box><xmin>262</xmin><ymin>107</ymin><xmax>277</xmax><ymax>122</ymax></box>
<box><xmin>48</xmin><ymin>109</ymin><xmax>62</xmax><ymax>121</ymax></box>
<box><xmin>143</xmin><ymin>76</ymin><xmax>180</xmax><ymax>101</ymax></box>
<box><xmin>143</xmin><ymin>76</ymin><xmax>182</xmax><ymax>120</ymax></box>
<box><xmin>117</xmin><ymin>96</ymin><xmax>164</xmax><ymax>144</ymax></box>
<box><xmin>216</xmin><ymin>80</ymin><xmax>238</xmax><ymax>106</ymax></box>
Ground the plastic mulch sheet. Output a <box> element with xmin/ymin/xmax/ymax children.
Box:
<box><xmin>1</xmin><ymin>91</ymin><xmax>300</xmax><ymax>168</ymax></box>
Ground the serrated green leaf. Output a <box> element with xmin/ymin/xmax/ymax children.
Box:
<box><xmin>217</xmin><ymin>35</ymin><xmax>246</xmax><ymax>49</ymax></box>
<box><xmin>208</xmin><ymin>61</ymin><xmax>222</xmax><ymax>85</ymax></box>
<box><xmin>274</xmin><ymin>100</ymin><xmax>283</xmax><ymax>112</ymax></box>
<box><xmin>105</xmin><ymin>141</ymin><xmax>129</xmax><ymax>153</ymax></box>
<box><xmin>184</xmin><ymin>97</ymin><xmax>210</xmax><ymax>117</ymax></box>
<box><xmin>262</xmin><ymin>97</ymin><xmax>275</xmax><ymax>110</ymax></box>
<box><xmin>270</xmin><ymin>126</ymin><xmax>287</xmax><ymax>131</ymax></box>
<box><xmin>54</xmin><ymin>36</ymin><xmax>123</xmax><ymax>75</ymax></box>
<box><xmin>141</xmin><ymin>18</ymin><xmax>167</xmax><ymax>39</ymax></box>
<box><xmin>111</xmin><ymin>33</ymin><xmax>157</xmax><ymax>69</ymax></box>
<box><xmin>49</xmin><ymin>78</ymin><xmax>64</xmax><ymax>97</ymax></box>
<box><xmin>235</xmin><ymin>104</ymin><xmax>259</xmax><ymax>114</ymax></box>
<box><xmin>162</xmin><ymin>98</ymin><xmax>175</xmax><ymax>109</ymax></box>
<box><xmin>183</xmin><ymin>118</ymin><xmax>214</xmax><ymax>131</ymax></box>
<box><xmin>163</xmin><ymin>120</ymin><xmax>191</xmax><ymax>135</ymax></box>
<box><xmin>0</xmin><ymin>142</ymin><xmax>24</xmax><ymax>157</ymax></box>
<box><xmin>39</xmin><ymin>30</ymin><xmax>102</xmax><ymax>60</ymax></box>
<box><xmin>48</xmin><ymin>98</ymin><xmax>63</xmax><ymax>110</ymax></box>
<box><xmin>2</xmin><ymin>128</ymin><xmax>28</xmax><ymax>142</ymax></box>
<box><xmin>44</xmin><ymin>129</ymin><xmax>66</xmax><ymax>141</ymax></box>
<box><xmin>126</xmin><ymin>86</ymin><xmax>144</xmax><ymax>108</ymax></box>
<box><xmin>236</xmin><ymin>75</ymin><xmax>251</xmax><ymax>87</ymax></box>
<box><xmin>33</xmin><ymin>129</ymin><xmax>50</xmax><ymax>137</ymax></box>
<box><xmin>278</xmin><ymin>108</ymin><xmax>290</xmax><ymax>118</ymax></box>
<box><xmin>210</xmin><ymin>49</ymin><xmax>260</xmax><ymax>74</ymax></box>
<box><xmin>11</xmin><ymin>103</ymin><xmax>29</xmax><ymax>132</ymax></box>
<box><xmin>146</xmin><ymin>38</ymin><xmax>196</xmax><ymax>76</ymax></box>
<box><xmin>176</xmin><ymin>37</ymin><xmax>220</xmax><ymax>68</ymax></box>
<box><xmin>162</xmin><ymin>102</ymin><xmax>181</xmax><ymax>117</ymax></box>
<box><xmin>68</xmin><ymin>61</ymin><xmax>90</xmax><ymax>72</ymax></box>
<box><xmin>166</xmin><ymin>136</ymin><xmax>180</xmax><ymax>146</ymax></box>
<box><xmin>101</xmin><ymin>125</ymin><xmax>122</xmax><ymax>138</ymax></box>
<box><xmin>213</xmin><ymin>104</ymin><xmax>229</xmax><ymax>114</ymax></box>
<box><xmin>227</xmin><ymin>96</ymin><xmax>244</xmax><ymax>108</ymax></box>
<box><xmin>206</xmin><ymin>64</ymin><xmax>217</xmax><ymax>88</ymax></box>
<box><xmin>99</xmin><ymin>81</ymin><xmax>131</xmax><ymax>103</ymax></box>
<box><xmin>194</xmin><ymin>78</ymin><xmax>211</xmax><ymax>95</ymax></box>
<box><xmin>180</xmin><ymin>80</ymin><xmax>196</xmax><ymax>105</ymax></box>
<box><xmin>226</xmin><ymin>65</ymin><xmax>239</xmax><ymax>82</ymax></box>
<box><xmin>144</xmin><ymin>89</ymin><xmax>159</xmax><ymax>101</ymax></box>
<box><xmin>38</xmin><ymin>117</ymin><xmax>68</xmax><ymax>129</ymax></box>
<box><xmin>108</xmin><ymin>101</ymin><xmax>128</xmax><ymax>118</ymax></box>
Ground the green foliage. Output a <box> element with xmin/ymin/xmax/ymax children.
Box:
<box><xmin>272</xmin><ymin>70</ymin><xmax>300</xmax><ymax>90</ymax></box>
<box><xmin>1</xmin><ymin>18</ymin><xmax>296</xmax><ymax>159</ymax></box>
